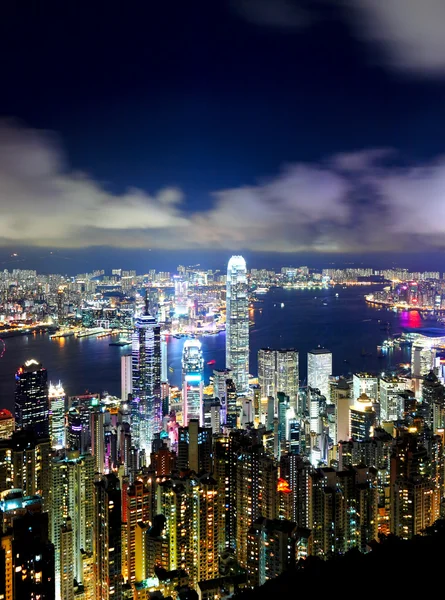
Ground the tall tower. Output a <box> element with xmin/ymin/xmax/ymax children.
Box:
<box><xmin>49</xmin><ymin>382</ymin><xmax>66</xmax><ymax>449</ymax></box>
<box><xmin>258</xmin><ymin>348</ymin><xmax>276</xmax><ymax>398</ymax></box>
<box><xmin>182</xmin><ymin>339</ymin><xmax>204</xmax><ymax>425</ymax></box>
<box><xmin>131</xmin><ymin>314</ymin><xmax>161</xmax><ymax>454</ymax></box>
<box><xmin>121</xmin><ymin>354</ymin><xmax>132</xmax><ymax>401</ymax></box>
<box><xmin>307</xmin><ymin>349</ymin><xmax>332</xmax><ymax>399</ymax></box>
<box><xmin>226</xmin><ymin>255</ymin><xmax>249</xmax><ymax>396</ymax></box>
<box><xmin>275</xmin><ymin>349</ymin><xmax>299</xmax><ymax>406</ymax></box>
<box><xmin>94</xmin><ymin>474</ymin><xmax>122</xmax><ymax>600</ymax></box>
<box><xmin>60</xmin><ymin>519</ymin><xmax>74</xmax><ymax>600</ymax></box>
<box><xmin>15</xmin><ymin>359</ymin><xmax>49</xmax><ymax>438</ymax></box>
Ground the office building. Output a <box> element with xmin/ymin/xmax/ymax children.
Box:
<box><xmin>94</xmin><ymin>474</ymin><xmax>123</xmax><ymax>600</ymax></box>
<box><xmin>121</xmin><ymin>354</ymin><xmax>133</xmax><ymax>401</ymax></box>
<box><xmin>182</xmin><ymin>339</ymin><xmax>204</xmax><ymax>425</ymax></box>
<box><xmin>412</xmin><ymin>344</ymin><xmax>436</xmax><ymax>378</ymax></box>
<box><xmin>226</xmin><ymin>256</ymin><xmax>249</xmax><ymax>396</ymax></box>
<box><xmin>353</xmin><ymin>373</ymin><xmax>378</xmax><ymax>402</ymax></box>
<box><xmin>91</xmin><ymin>406</ymin><xmax>105</xmax><ymax>474</ymax></box>
<box><xmin>15</xmin><ymin>359</ymin><xmax>49</xmax><ymax>438</ymax></box>
<box><xmin>331</xmin><ymin>378</ymin><xmax>351</xmax><ymax>444</ymax></box>
<box><xmin>349</xmin><ymin>393</ymin><xmax>376</xmax><ymax>441</ymax></box>
<box><xmin>49</xmin><ymin>382</ymin><xmax>66</xmax><ymax>449</ymax></box>
<box><xmin>132</xmin><ymin>313</ymin><xmax>162</xmax><ymax>454</ymax></box>
<box><xmin>0</xmin><ymin>409</ymin><xmax>14</xmax><ymax>439</ymax></box>
<box><xmin>307</xmin><ymin>349</ymin><xmax>332</xmax><ymax>399</ymax></box>
<box><xmin>258</xmin><ymin>349</ymin><xmax>299</xmax><ymax>409</ymax></box>
<box><xmin>177</xmin><ymin>420</ymin><xmax>212</xmax><ymax>474</ymax></box>
<box><xmin>213</xmin><ymin>369</ymin><xmax>232</xmax><ymax>425</ymax></box>
<box><xmin>379</xmin><ymin>377</ymin><xmax>408</xmax><ymax>422</ymax></box>
<box><xmin>258</xmin><ymin>348</ymin><xmax>276</xmax><ymax>398</ymax></box>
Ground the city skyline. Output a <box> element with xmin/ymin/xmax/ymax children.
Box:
<box><xmin>2</xmin><ymin>2</ymin><xmax>445</xmax><ymax>597</ymax></box>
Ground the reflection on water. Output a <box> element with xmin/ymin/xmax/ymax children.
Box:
<box><xmin>0</xmin><ymin>285</ymin><xmax>442</xmax><ymax>411</ymax></box>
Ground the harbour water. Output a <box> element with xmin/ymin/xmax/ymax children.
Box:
<box><xmin>0</xmin><ymin>285</ymin><xmax>433</xmax><ymax>412</ymax></box>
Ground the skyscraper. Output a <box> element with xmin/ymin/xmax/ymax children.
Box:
<box><xmin>258</xmin><ymin>348</ymin><xmax>276</xmax><ymax>398</ymax></box>
<box><xmin>132</xmin><ymin>313</ymin><xmax>161</xmax><ymax>454</ymax></box>
<box><xmin>15</xmin><ymin>359</ymin><xmax>49</xmax><ymax>438</ymax></box>
<box><xmin>307</xmin><ymin>349</ymin><xmax>332</xmax><ymax>399</ymax></box>
<box><xmin>94</xmin><ymin>474</ymin><xmax>123</xmax><ymax>600</ymax></box>
<box><xmin>258</xmin><ymin>348</ymin><xmax>299</xmax><ymax>407</ymax></box>
<box><xmin>121</xmin><ymin>354</ymin><xmax>132</xmax><ymax>401</ymax></box>
<box><xmin>275</xmin><ymin>349</ymin><xmax>299</xmax><ymax>406</ymax></box>
<box><xmin>49</xmin><ymin>382</ymin><xmax>66</xmax><ymax>449</ymax></box>
<box><xmin>226</xmin><ymin>256</ymin><xmax>249</xmax><ymax>396</ymax></box>
<box><xmin>182</xmin><ymin>339</ymin><xmax>204</xmax><ymax>425</ymax></box>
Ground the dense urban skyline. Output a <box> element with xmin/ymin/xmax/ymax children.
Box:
<box><xmin>2</xmin><ymin>2</ymin><xmax>445</xmax><ymax>598</ymax></box>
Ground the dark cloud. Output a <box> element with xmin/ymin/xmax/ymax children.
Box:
<box><xmin>0</xmin><ymin>120</ymin><xmax>443</xmax><ymax>254</ymax></box>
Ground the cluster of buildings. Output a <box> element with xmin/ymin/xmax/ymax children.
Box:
<box><xmin>2</xmin><ymin>256</ymin><xmax>445</xmax><ymax>599</ymax></box>
<box><xmin>367</xmin><ymin>279</ymin><xmax>445</xmax><ymax>310</ymax></box>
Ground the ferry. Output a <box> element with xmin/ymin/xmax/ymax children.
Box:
<box><xmin>207</xmin><ymin>359</ymin><xmax>216</xmax><ymax>366</ymax></box>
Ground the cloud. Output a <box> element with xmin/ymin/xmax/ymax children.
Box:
<box><xmin>343</xmin><ymin>0</ymin><xmax>445</xmax><ymax>75</ymax></box>
<box><xmin>1</xmin><ymin>120</ymin><xmax>445</xmax><ymax>254</ymax></box>
<box><xmin>232</xmin><ymin>0</ymin><xmax>310</xmax><ymax>29</ymax></box>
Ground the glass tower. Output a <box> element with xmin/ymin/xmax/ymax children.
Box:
<box><xmin>131</xmin><ymin>314</ymin><xmax>161</xmax><ymax>454</ymax></box>
<box><xmin>15</xmin><ymin>359</ymin><xmax>49</xmax><ymax>438</ymax></box>
<box><xmin>226</xmin><ymin>255</ymin><xmax>249</xmax><ymax>396</ymax></box>
<box><xmin>182</xmin><ymin>339</ymin><xmax>204</xmax><ymax>425</ymax></box>
<box><xmin>307</xmin><ymin>349</ymin><xmax>332</xmax><ymax>399</ymax></box>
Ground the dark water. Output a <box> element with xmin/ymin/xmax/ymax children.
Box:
<box><xmin>0</xmin><ymin>285</ymin><xmax>435</xmax><ymax>412</ymax></box>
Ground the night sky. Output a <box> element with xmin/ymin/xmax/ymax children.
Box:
<box><xmin>1</xmin><ymin>1</ymin><xmax>445</xmax><ymax>273</ymax></box>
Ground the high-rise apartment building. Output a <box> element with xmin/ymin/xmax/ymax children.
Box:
<box><xmin>258</xmin><ymin>348</ymin><xmax>276</xmax><ymax>398</ymax></box>
<box><xmin>226</xmin><ymin>256</ymin><xmax>249</xmax><ymax>396</ymax></box>
<box><xmin>126</xmin><ymin>479</ymin><xmax>152</xmax><ymax>583</ymax></box>
<box><xmin>15</xmin><ymin>359</ymin><xmax>49</xmax><ymax>438</ymax></box>
<box><xmin>94</xmin><ymin>474</ymin><xmax>123</xmax><ymax>600</ymax></box>
<box><xmin>246</xmin><ymin>517</ymin><xmax>300</xmax><ymax>587</ymax></box>
<box><xmin>60</xmin><ymin>518</ymin><xmax>74</xmax><ymax>600</ymax></box>
<box><xmin>132</xmin><ymin>314</ymin><xmax>162</xmax><ymax>453</ymax></box>
<box><xmin>182</xmin><ymin>339</ymin><xmax>204</xmax><ymax>425</ymax></box>
<box><xmin>2</xmin><ymin>511</ymin><xmax>55</xmax><ymax>600</ymax></box>
<box><xmin>307</xmin><ymin>349</ymin><xmax>332</xmax><ymax>399</ymax></box>
<box><xmin>49</xmin><ymin>382</ymin><xmax>66</xmax><ymax>449</ymax></box>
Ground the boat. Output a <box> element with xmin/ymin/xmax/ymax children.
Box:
<box><xmin>169</xmin><ymin>366</ymin><xmax>174</xmax><ymax>373</ymax></box>
<box><xmin>109</xmin><ymin>340</ymin><xmax>131</xmax><ymax>347</ymax></box>
<box><xmin>207</xmin><ymin>359</ymin><xmax>216</xmax><ymax>366</ymax></box>
<box><xmin>280</xmin><ymin>303</ymin><xmax>285</xmax><ymax>308</ymax></box>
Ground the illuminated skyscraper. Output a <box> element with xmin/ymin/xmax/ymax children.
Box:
<box><xmin>307</xmin><ymin>349</ymin><xmax>332</xmax><ymax>399</ymax></box>
<box><xmin>15</xmin><ymin>359</ymin><xmax>49</xmax><ymax>438</ymax></box>
<box><xmin>258</xmin><ymin>348</ymin><xmax>276</xmax><ymax>398</ymax></box>
<box><xmin>259</xmin><ymin>349</ymin><xmax>299</xmax><ymax>409</ymax></box>
<box><xmin>49</xmin><ymin>382</ymin><xmax>66</xmax><ymax>449</ymax></box>
<box><xmin>226</xmin><ymin>256</ymin><xmax>249</xmax><ymax>396</ymax></box>
<box><xmin>132</xmin><ymin>313</ymin><xmax>162</xmax><ymax>453</ymax></box>
<box><xmin>353</xmin><ymin>373</ymin><xmax>378</xmax><ymax>402</ymax></box>
<box><xmin>182</xmin><ymin>340</ymin><xmax>204</xmax><ymax>425</ymax></box>
<box><xmin>121</xmin><ymin>354</ymin><xmax>132</xmax><ymax>401</ymax></box>
<box><xmin>0</xmin><ymin>409</ymin><xmax>14</xmax><ymax>439</ymax></box>
<box><xmin>276</xmin><ymin>349</ymin><xmax>299</xmax><ymax>407</ymax></box>
<box><xmin>94</xmin><ymin>474</ymin><xmax>123</xmax><ymax>600</ymax></box>
<box><xmin>60</xmin><ymin>518</ymin><xmax>74</xmax><ymax>600</ymax></box>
